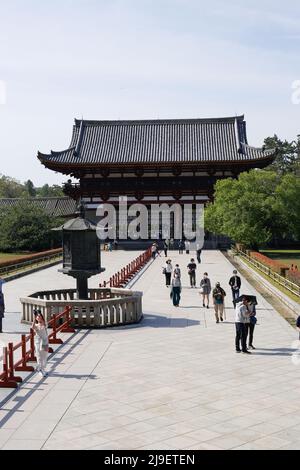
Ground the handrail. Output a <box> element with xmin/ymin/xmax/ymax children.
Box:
<box><xmin>0</xmin><ymin>306</ymin><xmax>74</xmax><ymax>389</ymax></box>
<box><xmin>99</xmin><ymin>247</ymin><xmax>152</xmax><ymax>289</ymax></box>
<box><xmin>0</xmin><ymin>252</ymin><xmax>62</xmax><ymax>277</ymax></box>
<box><xmin>234</xmin><ymin>249</ymin><xmax>300</xmax><ymax>298</ymax></box>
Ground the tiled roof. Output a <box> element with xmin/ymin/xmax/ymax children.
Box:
<box><xmin>0</xmin><ymin>197</ymin><xmax>77</xmax><ymax>217</ymax></box>
<box><xmin>38</xmin><ymin>116</ymin><xmax>275</xmax><ymax>167</ymax></box>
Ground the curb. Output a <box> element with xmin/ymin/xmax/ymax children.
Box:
<box><xmin>2</xmin><ymin>259</ymin><xmax>62</xmax><ymax>283</ymax></box>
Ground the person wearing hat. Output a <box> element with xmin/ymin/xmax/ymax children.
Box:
<box><xmin>229</xmin><ymin>270</ymin><xmax>241</xmax><ymax>306</ymax></box>
<box><xmin>212</xmin><ymin>282</ymin><xmax>226</xmax><ymax>323</ymax></box>
<box><xmin>163</xmin><ymin>259</ymin><xmax>173</xmax><ymax>287</ymax></box>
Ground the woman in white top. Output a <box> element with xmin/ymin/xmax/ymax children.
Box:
<box><xmin>163</xmin><ymin>259</ymin><xmax>173</xmax><ymax>286</ymax></box>
<box><xmin>32</xmin><ymin>310</ymin><xmax>49</xmax><ymax>377</ymax></box>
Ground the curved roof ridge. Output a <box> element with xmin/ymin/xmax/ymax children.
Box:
<box><xmin>241</xmin><ymin>142</ymin><xmax>275</xmax><ymax>154</ymax></box>
<box><xmin>74</xmin><ymin>115</ymin><xmax>245</xmax><ymax>127</ymax></box>
<box><xmin>38</xmin><ymin>147</ymin><xmax>76</xmax><ymax>160</ymax></box>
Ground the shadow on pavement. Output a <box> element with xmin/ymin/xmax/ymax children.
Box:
<box><xmin>141</xmin><ymin>313</ymin><xmax>200</xmax><ymax>328</ymax></box>
<box><xmin>253</xmin><ymin>347</ymin><xmax>298</xmax><ymax>356</ymax></box>
<box><xmin>0</xmin><ymin>329</ymin><xmax>92</xmax><ymax>425</ymax></box>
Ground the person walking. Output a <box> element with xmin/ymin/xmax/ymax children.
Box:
<box><xmin>163</xmin><ymin>259</ymin><xmax>173</xmax><ymax>287</ymax></box>
<box><xmin>235</xmin><ymin>297</ymin><xmax>251</xmax><ymax>354</ymax></box>
<box><xmin>174</xmin><ymin>264</ymin><xmax>181</xmax><ymax>278</ymax></box>
<box><xmin>170</xmin><ymin>273</ymin><xmax>181</xmax><ymax>307</ymax></box>
<box><xmin>229</xmin><ymin>270</ymin><xmax>241</xmax><ymax>306</ymax></box>
<box><xmin>185</xmin><ymin>240</ymin><xmax>190</xmax><ymax>254</ymax></box>
<box><xmin>199</xmin><ymin>272</ymin><xmax>211</xmax><ymax>308</ymax></box>
<box><xmin>187</xmin><ymin>258</ymin><xmax>197</xmax><ymax>288</ymax></box>
<box><xmin>247</xmin><ymin>300</ymin><xmax>257</xmax><ymax>350</ymax></box>
<box><xmin>0</xmin><ymin>292</ymin><xmax>5</xmax><ymax>333</ymax></box>
<box><xmin>212</xmin><ymin>282</ymin><xmax>226</xmax><ymax>323</ymax></box>
<box><xmin>178</xmin><ymin>240</ymin><xmax>184</xmax><ymax>254</ymax></box>
<box><xmin>196</xmin><ymin>243</ymin><xmax>202</xmax><ymax>264</ymax></box>
<box><xmin>32</xmin><ymin>310</ymin><xmax>49</xmax><ymax>377</ymax></box>
<box><xmin>163</xmin><ymin>240</ymin><xmax>169</xmax><ymax>257</ymax></box>
<box><xmin>151</xmin><ymin>243</ymin><xmax>157</xmax><ymax>259</ymax></box>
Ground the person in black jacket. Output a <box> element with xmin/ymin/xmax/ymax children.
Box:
<box><xmin>229</xmin><ymin>270</ymin><xmax>241</xmax><ymax>306</ymax></box>
<box><xmin>187</xmin><ymin>259</ymin><xmax>197</xmax><ymax>288</ymax></box>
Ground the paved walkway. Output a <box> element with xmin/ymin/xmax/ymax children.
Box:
<box><xmin>1</xmin><ymin>250</ymin><xmax>300</xmax><ymax>450</ymax></box>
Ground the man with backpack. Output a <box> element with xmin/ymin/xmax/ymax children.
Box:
<box><xmin>212</xmin><ymin>282</ymin><xmax>226</xmax><ymax>323</ymax></box>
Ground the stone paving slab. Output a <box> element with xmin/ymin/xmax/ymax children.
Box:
<box><xmin>0</xmin><ymin>250</ymin><xmax>300</xmax><ymax>450</ymax></box>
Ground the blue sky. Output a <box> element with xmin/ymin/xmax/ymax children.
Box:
<box><xmin>0</xmin><ymin>0</ymin><xmax>300</xmax><ymax>185</ymax></box>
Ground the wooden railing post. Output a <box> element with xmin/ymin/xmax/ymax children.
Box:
<box><xmin>15</xmin><ymin>335</ymin><xmax>35</xmax><ymax>372</ymax></box>
<box><xmin>61</xmin><ymin>307</ymin><xmax>75</xmax><ymax>333</ymax></box>
<box><xmin>29</xmin><ymin>328</ymin><xmax>37</xmax><ymax>362</ymax></box>
<box><xmin>0</xmin><ymin>347</ymin><xmax>18</xmax><ymax>388</ymax></box>
<box><xmin>49</xmin><ymin>314</ymin><xmax>63</xmax><ymax>345</ymax></box>
<box><xmin>8</xmin><ymin>343</ymin><xmax>22</xmax><ymax>383</ymax></box>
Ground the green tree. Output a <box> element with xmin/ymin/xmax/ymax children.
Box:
<box><xmin>0</xmin><ymin>174</ymin><xmax>24</xmax><ymax>198</ymax></box>
<box><xmin>275</xmin><ymin>173</ymin><xmax>300</xmax><ymax>242</ymax></box>
<box><xmin>24</xmin><ymin>179</ymin><xmax>36</xmax><ymax>197</ymax></box>
<box><xmin>205</xmin><ymin>170</ymin><xmax>289</xmax><ymax>249</ymax></box>
<box><xmin>264</xmin><ymin>135</ymin><xmax>300</xmax><ymax>175</ymax></box>
<box><xmin>36</xmin><ymin>184</ymin><xmax>64</xmax><ymax>197</ymax></box>
<box><xmin>0</xmin><ymin>203</ymin><xmax>60</xmax><ymax>252</ymax></box>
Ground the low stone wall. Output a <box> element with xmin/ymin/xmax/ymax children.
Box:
<box><xmin>20</xmin><ymin>288</ymin><xmax>143</xmax><ymax>328</ymax></box>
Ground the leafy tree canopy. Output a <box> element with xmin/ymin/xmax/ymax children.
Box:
<box><xmin>0</xmin><ymin>203</ymin><xmax>62</xmax><ymax>252</ymax></box>
<box><xmin>205</xmin><ymin>170</ymin><xmax>300</xmax><ymax>249</ymax></box>
<box><xmin>264</xmin><ymin>134</ymin><xmax>300</xmax><ymax>175</ymax></box>
<box><xmin>0</xmin><ymin>174</ymin><xmax>64</xmax><ymax>198</ymax></box>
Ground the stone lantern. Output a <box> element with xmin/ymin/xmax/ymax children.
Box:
<box><xmin>54</xmin><ymin>201</ymin><xmax>105</xmax><ymax>299</ymax></box>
